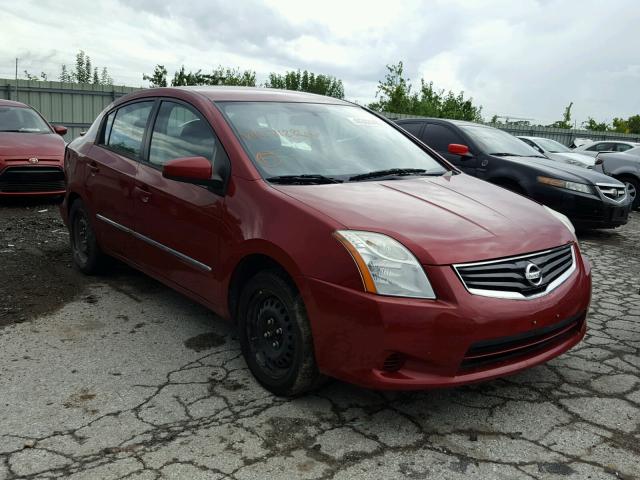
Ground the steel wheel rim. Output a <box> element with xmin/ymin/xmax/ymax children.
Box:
<box><xmin>247</xmin><ymin>293</ymin><xmax>295</xmax><ymax>380</ymax></box>
<box><xmin>72</xmin><ymin>213</ymin><xmax>89</xmax><ymax>265</ymax></box>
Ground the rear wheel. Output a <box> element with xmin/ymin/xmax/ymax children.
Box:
<box><xmin>238</xmin><ymin>270</ymin><xmax>324</xmax><ymax>396</ymax></box>
<box><xmin>619</xmin><ymin>176</ymin><xmax>639</xmax><ymax>210</ymax></box>
<box><xmin>69</xmin><ymin>199</ymin><xmax>106</xmax><ymax>274</ymax></box>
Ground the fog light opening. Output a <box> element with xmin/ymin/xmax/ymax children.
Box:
<box><xmin>382</xmin><ymin>352</ymin><xmax>406</xmax><ymax>372</ymax></box>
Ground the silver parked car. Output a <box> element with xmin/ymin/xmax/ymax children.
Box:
<box><xmin>518</xmin><ymin>136</ymin><xmax>594</xmax><ymax>168</ymax></box>
<box><xmin>574</xmin><ymin>140</ymin><xmax>640</xmax><ymax>157</ymax></box>
<box><xmin>594</xmin><ymin>146</ymin><xmax>640</xmax><ymax>209</ymax></box>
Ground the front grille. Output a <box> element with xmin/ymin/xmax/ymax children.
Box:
<box><xmin>597</xmin><ymin>183</ymin><xmax>627</xmax><ymax>202</ymax></box>
<box><xmin>0</xmin><ymin>167</ymin><xmax>65</xmax><ymax>193</ymax></box>
<box><xmin>454</xmin><ymin>244</ymin><xmax>575</xmax><ymax>299</ymax></box>
<box><xmin>460</xmin><ymin>312</ymin><xmax>584</xmax><ymax>371</ymax></box>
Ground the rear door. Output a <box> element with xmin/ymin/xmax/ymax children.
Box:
<box><xmin>421</xmin><ymin>123</ymin><xmax>478</xmax><ymax>175</ymax></box>
<box><xmin>87</xmin><ymin>100</ymin><xmax>155</xmax><ymax>256</ymax></box>
<box><xmin>132</xmin><ymin>99</ymin><xmax>230</xmax><ymax>307</ymax></box>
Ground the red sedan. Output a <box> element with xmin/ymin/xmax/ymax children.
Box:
<box><xmin>0</xmin><ymin>100</ymin><xmax>67</xmax><ymax>196</ymax></box>
<box><xmin>60</xmin><ymin>87</ymin><xmax>590</xmax><ymax>396</ymax></box>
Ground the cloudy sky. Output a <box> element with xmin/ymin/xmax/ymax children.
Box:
<box><xmin>1</xmin><ymin>0</ymin><xmax>639</xmax><ymax>125</ymax></box>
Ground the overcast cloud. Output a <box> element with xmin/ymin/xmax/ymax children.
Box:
<box><xmin>1</xmin><ymin>0</ymin><xmax>639</xmax><ymax>124</ymax></box>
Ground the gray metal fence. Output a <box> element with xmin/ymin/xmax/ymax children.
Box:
<box><xmin>384</xmin><ymin>112</ymin><xmax>640</xmax><ymax>146</ymax></box>
<box><xmin>3</xmin><ymin>79</ymin><xmax>639</xmax><ymax>147</ymax></box>
<box><xmin>0</xmin><ymin>79</ymin><xmax>141</xmax><ymax>141</ymax></box>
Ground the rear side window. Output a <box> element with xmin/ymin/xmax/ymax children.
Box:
<box><xmin>614</xmin><ymin>143</ymin><xmax>632</xmax><ymax>152</ymax></box>
<box><xmin>148</xmin><ymin>101</ymin><xmax>229</xmax><ymax>176</ymax></box>
<box><xmin>103</xmin><ymin>101</ymin><xmax>154</xmax><ymax>159</ymax></box>
<box><xmin>421</xmin><ymin>124</ymin><xmax>464</xmax><ymax>152</ymax></box>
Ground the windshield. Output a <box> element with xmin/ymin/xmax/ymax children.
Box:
<box><xmin>460</xmin><ymin>125</ymin><xmax>542</xmax><ymax>157</ymax></box>
<box><xmin>0</xmin><ymin>106</ymin><xmax>51</xmax><ymax>133</ymax></box>
<box><xmin>217</xmin><ymin>102</ymin><xmax>447</xmax><ymax>180</ymax></box>
<box><xmin>533</xmin><ymin>138</ymin><xmax>571</xmax><ymax>153</ymax></box>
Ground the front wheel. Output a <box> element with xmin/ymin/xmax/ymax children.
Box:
<box><xmin>619</xmin><ymin>176</ymin><xmax>639</xmax><ymax>210</ymax></box>
<box><xmin>237</xmin><ymin>270</ymin><xmax>324</xmax><ymax>396</ymax></box>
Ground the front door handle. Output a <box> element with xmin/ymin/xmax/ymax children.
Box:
<box><xmin>88</xmin><ymin>161</ymin><xmax>99</xmax><ymax>174</ymax></box>
<box><xmin>135</xmin><ymin>185</ymin><xmax>152</xmax><ymax>204</ymax></box>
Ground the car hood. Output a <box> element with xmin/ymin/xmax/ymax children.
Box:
<box><xmin>0</xmin><ymin>132</ymin><xmax>65</xmax><ymax>159</ymax></box>
<box><xmin>548</xmin><ymin>152</ymin><xmax>594</xmax><ymax>167</ymax></box>
<box><xmin>497</xmin><ymin>155</ymin><xmax>622</xmax><ymax>185</ymax></box>
<box><xmin>275</xmin><ymin>174</ymin><xmax>575</xmax><ymax>265</ymax></box>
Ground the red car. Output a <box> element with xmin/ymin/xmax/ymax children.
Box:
<box><xmin>60</xmin><ymin>87</ymin><xmax>591</xmax><ymax>396</ymax></box>
<box><xmin>0</xmin><ymin>99</ymin><xmax>67</xmax><ymax>196</ymax></box>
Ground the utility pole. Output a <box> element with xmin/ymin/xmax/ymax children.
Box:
<box><xmin>14</xmin><ymin>58</ymin><xmax>18</xmax><ymax>100</ymax></box>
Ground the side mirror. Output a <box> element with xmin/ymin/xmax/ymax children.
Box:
<box><xmin>162</xmin><ymin>156</ymin><xmax>225</xmax><ymax>192</ymax></box>
<box><xmin>448</xmin><ymin>143</ymin><xmax>472</xmax><ymax>157</ymax></box>
<box><xmin>53</xmin><ymin>125</ymin><xmax>68</xmax><ymax>136</ymax></box>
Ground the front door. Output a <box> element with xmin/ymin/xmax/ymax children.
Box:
<box><xmin>132</xmin><ymin>99</ymin><xmax>230</xmax><ymax>307</ymax></box>
<box><xmin>86</xmin><ymin>100</ymin><xmax>155</xmax><ymax>256</ymax></box>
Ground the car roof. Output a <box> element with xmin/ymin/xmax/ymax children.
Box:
<box><xmin>0</xmin><ymin>99</ymin><xmax>29</xmax><ymax>108</ymax></box>
<box><xmin>135</xmin><ymin>86</ymin><xmax>353</xmax><ymax>105</ymax></box>
<box><xmin>395</xmin><ymin>117</ymin><xmax>484</xmax><ymax>128</ymax></box>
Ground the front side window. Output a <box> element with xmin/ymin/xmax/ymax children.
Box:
<box><xmin>422</xmin><ymin>124</ymin><xmax>464</xmax><ymax>152</ymax></box>
<box><xmin>217</xmin><ymin>102</ymin><xmax>446</xmax><ymax>179</ymax></box>
<box><xmin>399</xmin><ymin>122</ymin><xmax>423</xmax><ymax>137</ymax></box>
<box><xmin>0</xmin><ymin>106</ymin><xmax>50</xmax><ymax>133</ymax></box>
<box><xmin>105</xmin><ymin>101</ymin><xmax>154</xmax><ymax>159</ymax></box>
<box><xmin>587</xmin><ymin>142</ymin><xmax>612</xmax><ymax>152</ymax></box>
<box><xmin>148</xmin><ymin>101</ymin><xmax>218</xmax><ymax>168</ymax></box>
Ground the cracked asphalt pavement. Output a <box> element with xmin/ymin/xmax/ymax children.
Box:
<box><xmin>1</xmin><ymin>201</ymin><xmax>639</xmax><ymax>480</ymax></box>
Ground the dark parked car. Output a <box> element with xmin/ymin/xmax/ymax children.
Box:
<box><xmin>0</xmin><ymin>99</ymin><xmax>67</xmax><ymax>197</ymax></box>
<box><xmin>396</xmin><ymin>118</ymin><xmax>631</xmax><ymax>229</ymax></box>
<box><xmin>61</xmin><ymin>87</ymin><xmax>590</xmax><ymax>395</ymax></box>
<box><xmin>594</xmin><ymin>146</ymin><xmax>640</xmax><ymax>209</ymax></box>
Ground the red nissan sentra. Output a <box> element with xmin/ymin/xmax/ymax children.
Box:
<box><xmin>0</xmin><ymin>99</ymin><xmax>67</xmax><ymax>196</ymax></box>
<box><xmin>60</xmin><ymin>87</ymin><xmax>591</xmax><ymax>395</ymax></box>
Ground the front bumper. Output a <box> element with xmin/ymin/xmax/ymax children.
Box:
<box><xmin>534</xmin><ymin>184</ymin><xmax>630</xmax><ymax>228</ymax></box>
<box><xmin>300</xmin><ymin>245</ymin><xmax>591</xmax><ymax>390</ymax></box>
<box><xmin>0</xmin><ymin>164</ymin><xmax>65</xmax><ymax>196</ymax></box>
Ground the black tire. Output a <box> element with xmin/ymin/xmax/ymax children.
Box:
<box><xmin>237</xmin><ymin>270</ymin><xmax>324</xmax><ymax>396</ymax></box>
<box><xmin>69</xmin><ymin>199</ymin><xmax>106</xmax><ymax>274</ymax></box>
<box><xmin>619</xmin><ymin>175</ymin><xmax>639</xmax><ymax>210</ymax></box>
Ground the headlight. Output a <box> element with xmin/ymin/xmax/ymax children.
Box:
<box><xmin>543</xmin><ymin>205</ymin><xmax>575</xmax><ymax>235</ymax></box>
<box><xmin>537</xmin><ymin>176</ymin><xmax>595</xmax><ymax>195</ymax></box>
<box><xmin>334</xmin><ymin>230</ymin><xmax>435</xmax><ymax>299</ymax></box>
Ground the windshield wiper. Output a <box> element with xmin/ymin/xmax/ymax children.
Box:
<box><xmin>266</xmin><ymin>174</ymin><xmax>343</xmax><ymax>185</ymax></box>
<box><xmin>0</xmin><ymin>129</ymin><xmax>26</xmax><ymax>133</ymax></box>
<box><xmin>349</xmin><ymin>168</ymin><xmax>436</xmax><ymax>181</ymax></box>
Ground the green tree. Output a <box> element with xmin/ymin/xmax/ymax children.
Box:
<box><xmin>627</xmin><ymin>114</ymin><xmax>640</xmax><ymax>134</ymax></box>
<box><xmin>143</xmin><ymin>65</ymin><xmax>168</xmax><ymax>87</ymax></box>
<box><xmin>368</xmin><ymin>62</ymin><xmax>482</xmax><ymax>121</ymax></box>
<box><xmin>582</xmin><ymin>117</ymin><xmax>609</xmax><ymax>132</ymax></box>
<box><xmin>168</xmin><ymin>65</ymin><xmax>256</xmax><ymax>87</ymax></box>
<box><xmin>265</xmin><ymin>70</ymin><xmax>344</xmax><ymax>99</ymax></box>
<box><xmin>92</xmin><ymin>67</ymin><xmax>100</xmax><ymax>85</ymax></box>
<box><xmin>59</xmin><ymin>64</ymin><xmax>71</xmax><ymax>82</ymax></box>
<box><xmin>549</xmin><ymin>102</ymin><xmax>573</xmax><ymax>129</ymax></box>
<box><xmin>100</xmin><ymin>67</ymin><xmax>113</xmax><ymax>86</ymax></box>
<box><xmin>84</xmin><ymin>55</ymin><xmax>92</xmax><ymax>84</ymax></box>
